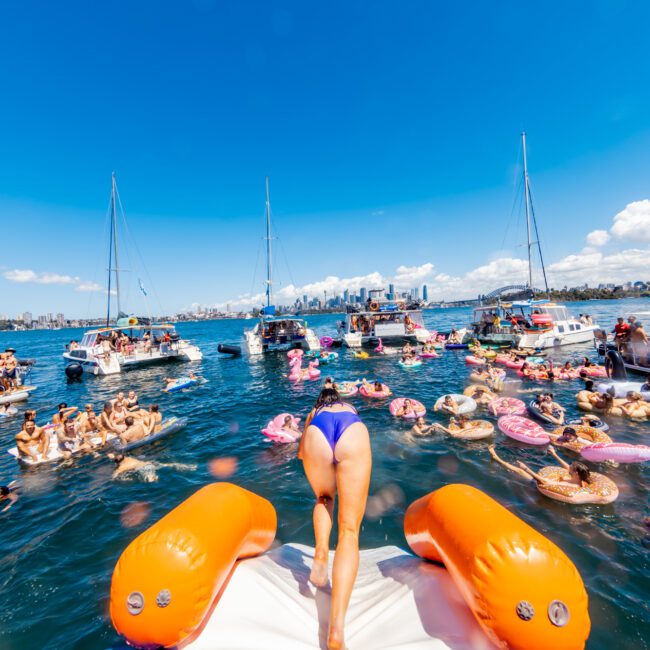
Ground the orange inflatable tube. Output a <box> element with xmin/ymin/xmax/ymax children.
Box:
<box><xmin>404</xmin><ymin>484</ymin><xmax>590</xmax><ymax>650</ymax></box>
<box><xmin>110</xmin><ymin>483</ymin><xmax>276</xmax><ymax>648</ymax></box>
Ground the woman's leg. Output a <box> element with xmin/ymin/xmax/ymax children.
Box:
<box><xmin>328</xmin><ymin>422</ymin><xmax>372</xmax><ymax>649</ymax></box>
<box><xmin>302</xmin><ymin>426</ymin><xmax>337</xmax><ymax>587</ymax></box>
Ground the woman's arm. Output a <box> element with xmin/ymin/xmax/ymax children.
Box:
<box><xmin>488</xmin><ymin>446</ymin><xmax>531</xmax><ymax>480</ymax></box>
<box><xmin>547</xmin><ymin>447</ymin><xmax>570</xmax><ymax>469</ymax></box>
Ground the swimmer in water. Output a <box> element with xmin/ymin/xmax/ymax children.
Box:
<box><xmin>110</xmin><ymin>453</ymin><xmax>197</xmax><ymax>482</ymax></box>
<box><xmin>0</xmin><ymin>403</ymin><xmax>18</xmax><ymax>417</ymax></box>
<box><xmin>0</xmin><ymin>482</ymin><xmax>19</xmax><ymax>512</ymax></box>
<box><xmin>411</xmin><ymin>416</ymin><xmax>435</xmax><ymax>436</ymax></box>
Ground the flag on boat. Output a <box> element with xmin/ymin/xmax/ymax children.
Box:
<box><xmin>138</xmin><ymin>278</ymin><xmax>148</xmax><ymax>296</ymax></box>
<box><xmin>260</xmin><ymin>305</ymin><xmax>276</xmax><ymax>316</ymax></box>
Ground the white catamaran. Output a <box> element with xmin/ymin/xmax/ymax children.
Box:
<box><xmin>338</xmin><ymin>289</ymin><xmax>431</xmax><ymax>348</ymax></box>
<box><xmin>469</xmin><ymin>133</ymin><xmax>598</xmax><ymax>350</ymax></box>
<box><xmin>244</xmin><ymin>177</ymin><xmax>320</xmax><ymax>356</ymax></box>
<box><xmin>63</xmin><ymin>173</ymin><xmax>202</xmax><ymax>375</ymax></box>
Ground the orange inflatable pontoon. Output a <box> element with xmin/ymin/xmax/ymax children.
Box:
<box><xmin>110</xmin><ymin>482</ymin><xmax>590</xmax><ymax>649</ymax></box>
<box><xmin>110</xmin><ymin>483</ymin><xmax>276</xmax><ymax>649</ymax></box>
<box><xmin>405</xmin><ymin>483</ymin><xmax>590</xmax><ymax>650</ymax></box>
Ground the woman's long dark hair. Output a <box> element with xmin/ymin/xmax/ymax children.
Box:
<box><xmin>314</xmin><ymin>387</ymin><xmax>341</xmax><ymax>410</ymax></box>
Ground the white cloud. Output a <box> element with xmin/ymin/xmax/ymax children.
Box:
<box><xmin>4</xmin><ymin>269</ymin><xmax>78</xmax><ymax>284</ymax></box>
<box><xmin>75</xmin><ymin>282</ymin><xmax>107</xmax><ymax>293</ymax></box>
<box><xmin>393</xmin><ymin>263</ymin><xmax>436</xmax><ymax>287</ymax></box>
<box><xmin>610</xmin><ymin>200</ymin><xmax>650</xmax><ymax>242</ymax></box>
<box><xmin>586</xmin><ymin>229</ymin><xmax>610</xmax><ymax>247</ymax></box>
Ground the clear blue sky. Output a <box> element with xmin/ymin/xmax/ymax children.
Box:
<box><xmin>2</xmin><ymin>1</ymin><xmax>650</xmax><ymax>317</ymax></box>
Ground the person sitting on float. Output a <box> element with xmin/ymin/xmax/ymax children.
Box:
<box><xmin>280</xmin><ymin>415</ymin><xmax>302</xmax><ymax>440</ymax></box>
<box><xmin>539</xmin><ymin>393</ymin><xmax>565</xmax><ymax>425</ymax></box>
<box><xmin>447</xmin><ymin>329</ymin><xmax>462</xmax><ymax>344</ymax></box>
<box><xmin>620</xmin><ymin>391</ymin><xmax>649</xmax><ymax>419</ymax></box>
<box><xmin>436</xmin><ymin>395</ymin><xmax>459</xmax><ymax>416</ymax></box>
<box><xmin>395</xmin><ymin>398</ymin><xmax>417</xmax><ymax>418</ymax></box>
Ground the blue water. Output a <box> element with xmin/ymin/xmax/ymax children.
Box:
<box><xmin>0</xmin><ymin>299</ymin><xmax>648</xmax><ymax>649</ymax></box>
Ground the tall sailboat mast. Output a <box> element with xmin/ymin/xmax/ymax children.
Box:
<box><xmin>106</xmin><ymin>172</ymin><xmax>122</xmax><ymax>325</ymax></box>
<box><xmin>522</xmin><ymin>132</ymin><xmax>533</xmax><ymax>290</ymax></box>
<box><xmin>265</xmin><ymin>176</ymin><xmax>273</xmax><ymax>307</ymax></box>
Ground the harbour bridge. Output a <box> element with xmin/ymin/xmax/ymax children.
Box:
<box><xmin>480</xmin><ymin>285</ymin><xmax>540</xmax><ymax>303</ymax></box>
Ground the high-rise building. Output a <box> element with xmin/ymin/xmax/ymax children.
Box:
<box><xmin>343</xmin><ymin>289</ymin><xmax>350</xmax><ymax>304</ymax></box>
<box><xmin>46</xmin><ymin>312</ymin><xmax>53</xmax><ymax>322</ymax></box>
<box><xmin>22</xmin><ymin>312</ymin><xmax>32</xmax><ymax>325</ymax></box>
<box><xmin>411</xmin><ymin>287</ymin><xmax>419</xmax><ymax>300</ymax></box>
<box><xmin>360</xmin><ymin>287</ymin><xmax>367</xmax><ymax>303</ymax></box>
<box><xmin>56</xmin><ymin>313</ymin><xmax>66</xmax><ymax>325</ymax></box>
<box><xmin>388</xmin><ymin>283</ymin><xmax>395</xmax><ymax>295</ymax></box>
<box><xmin>303</xmin><ymin>294</ymin><xmax>308</xmax><ymax>305</ymax></box>
<box><xmin>422</xmin><ymin>285</ymin><xmax>428</xmax><ymax>302</ymax></box>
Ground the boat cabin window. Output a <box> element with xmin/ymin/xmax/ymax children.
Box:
<box><xmin>81</xmin><ymin>333</ymin><xmax>97</xmax><ymax>348</ymax></box>
<box><xmin>557</xmin><ymin>325</ymin><xmax>565</xmax><ymax>333</ymax></box>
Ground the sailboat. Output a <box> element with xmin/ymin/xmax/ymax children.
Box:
<box><xmin>244</xmin><ymin>177</ymin><xmax>320</xmax><ymax>356</ymax></box>
<box><xmin>62</xmin><ymin>173</ymin><xmax>203</xmax><ymax>375</ymax></box>
<box><xmin>471</xmin><ymin>133</ymin><xmax>598</xmax><ymax>349</ymax></box>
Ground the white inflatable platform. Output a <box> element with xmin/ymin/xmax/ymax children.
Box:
<box><xmin>185</xmin><ymin>543</ymin><xmax>491</xmax><ymax>650</ymax></box>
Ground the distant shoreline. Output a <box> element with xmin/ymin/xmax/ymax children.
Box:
<box><xmin>1</xmin><ymin>292</ymin><xmax>648</xmax><ymax>332</ymax></box>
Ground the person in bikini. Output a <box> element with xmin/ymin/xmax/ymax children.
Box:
<box><xmin>299</xmin><ymin>387</ymin><xmax>371</xmax><ymax>650</ymax></box>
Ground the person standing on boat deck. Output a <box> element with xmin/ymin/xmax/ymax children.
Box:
<box><xmin>613</xmin><ymin>317</ymin><xmax>630</xmax><ymax>342</ymax></box>
<box><xmin>630</xmin><ymin>321</ymin><xmax>649</xmax><ymax>364</ymax></box>
<box><xmin>298</xmin><ymin>387</ymin><xmax>371</xmax><ymax>650</ymax></box>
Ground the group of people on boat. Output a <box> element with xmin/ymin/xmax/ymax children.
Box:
<box><xmin>611</xmin><ymin>315</ymin><xmax>649</xmax><ymax>365</ymax></box>
<box><xmin>13</xmin><ymin>392</ymin><xmax>164</xmax><ymax>462</ymax></box>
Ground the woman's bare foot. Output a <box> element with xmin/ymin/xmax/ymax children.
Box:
<box><xmin>327</xmin><ymin>623</ymin><xmax>344</xmax><ymax>649</ymax></box>
<box><xmin>309</xmin><ymin>550</ymin><xmax>329</xmax><ymax>587</ymax></box>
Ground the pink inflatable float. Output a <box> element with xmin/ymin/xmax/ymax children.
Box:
<box><xmin>420</xmin><ymin>351</ymin><xmax>439</xmax><ymax>359</ymax></box>
<box><xmin>580</xmin><ymin>442</ymin><xmax>650</xmax><ymax>464</ymax></box>
<box><xmin>389</xmin><ymin>398</ymin><xmax>426</xmax><ymax>419</ymax></box>
<box><xmin>465</xmin><ymin>355</ymin><xmax>486</xmax><ymax>366</ymax></box>
<box><xmin>307</xmin><ymin>359</ymin><xmax>321</xmax><ymax>379</ymax></box>
<box><xmin>577</xmin><ymin>365</ymin><xmax>607</xmax><ymax>378</ymax></box>
<box><xmin>359</xmin><ymin>383</ymin><xmax>391</xmax><ymax>398</ymax></box>
<box><xmin>287</xmin><ymin>349</ymin><xmax>304</xmax><ymax>359</ymax></box>
<box><xmin>498</xmin><ymin>415</ymin><xmax>550</xmax><ymax>445</ymax></box>
<box><xmin>262</xmin><ymin>414</ymin><xmax>302</xmax><ymax>443</ymax></box>
<box><xmin>490</xmin><ymin>397</ymin><xmax>526</xmax><ymax>417</ymax></box>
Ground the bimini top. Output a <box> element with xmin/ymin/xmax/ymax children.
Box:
<box><xmin>83</xmin><ymin>323</ymin><xmax>177</xmax><ymax>336</ymax></box>
<box><xmin>259</xmin><ymin>316</ymin><xmax>306</xmax><ymax>324</ymax></box>
<box><xmin>510</xmin><ymin>299</ymin><xmax>555</xmax><ymax>308</ymax></box>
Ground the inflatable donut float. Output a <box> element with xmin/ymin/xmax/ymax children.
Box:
<box><xmin>498</xmin><ymin>415</ymin><xmax>550</xmax><ymax>445</ymax></box>
<box><xmin>389</xmin><ymin>398</ymin><xmax>426</xmax><ymax>419</ymax></box>
<box><xmin>580</xmin><ymin>442</ymin><xmax>650</xmax><ymax>464</ymax></box>
<box><xmin>359</xmin><ymin>383</ymin><xmax>391</xmax><ymax>398</ymax></box>
<box><xmin>337</xmin><ymin>381</ymin><xmax>359</xmax><ymax>397</ymax></box>
<box><xmin>447</xmin><ymin>420</ymin><xmax>495</xmax><ymax>440</ymax></box>
<box><xmin>434</xmin><ymin>394</ymin><xmax>477</xmax><ymax>415</ymax></box>
<box><xmin>490</xmin><ymin>397</ymin><xmax>526</xmax><ymax>417</ymax></box>
<box><xmin>549</xmin><ymin>426</ymin><xmax>611</xmax><ymax>453</ymax></box>
<box><xmin>536</xmin><ymin>467</ymin><xmax>618</xmax><ymax>504</ymax></box>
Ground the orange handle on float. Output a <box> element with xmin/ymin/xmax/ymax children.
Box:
<box><xmin>110</xmin><ymin>482</ymin><xmax>277</xmax><ymax>648</ymax></box>
<box><xmin>404</xmin><ymin>484</ymin><xmax>590</xmax><ymax>650</ymax></box>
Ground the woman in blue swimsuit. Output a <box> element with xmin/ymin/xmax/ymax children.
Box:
<box><xmin>299</xmin><ymin>386</ymin><xmax>372</xmax><ymax>650</ymax></box>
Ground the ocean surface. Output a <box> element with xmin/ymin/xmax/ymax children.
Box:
<box><xmin>0</xmin><ymin>299</ymin><xmax>648</xmax><ymax>649</ymax></box>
